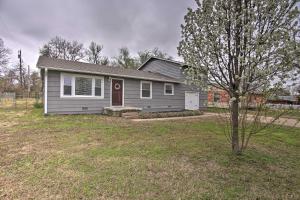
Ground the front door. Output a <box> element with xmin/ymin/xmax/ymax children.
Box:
<box><xmin>112</xmin><ymin>79</ymin><xmax>123</xmax><ymax>106</ymax></box>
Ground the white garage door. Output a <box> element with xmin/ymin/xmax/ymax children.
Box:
<box><xmin>185</xmin><ymin>92</ymin><xmax>199</xmax><ymax>110</ymax></box>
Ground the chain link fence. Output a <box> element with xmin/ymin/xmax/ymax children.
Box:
<box><xmin>0</xmin><ymin>92</ymin><xmax>42</xmax><ymax>110</ymax></box>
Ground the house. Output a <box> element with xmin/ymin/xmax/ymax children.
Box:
<box><xmin>267</xmin><ymin>95</ymin><xmax>300</xmax><ymax>105</ymax></box>
<box><xmin>37</xmin><ymin>56</ymin><xmax>207</xmax><ymax>115</ymax></box>
<box><xmin>207</xmin><ymin>86</ymin><xmax>264</xmax><ymax>108</ymax></box>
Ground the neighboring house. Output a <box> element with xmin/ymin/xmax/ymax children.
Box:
<box><xmin>207</xmin><ymin>86</ymin><xmax>264</xmax><ymax>108</ymax></box>
<box><xmin>37</xmin><ymin>56</ymin><xmax>207</xmax><ymax>114</ymax></box>
<box><xmin>267</xmin><ymin>95</ymin><xmax>300</xmax><ymax>105</ymax></box>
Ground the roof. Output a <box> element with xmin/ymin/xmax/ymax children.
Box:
<box><xmin>137</xmin><ymin>56</ymin><xmax>187</xmax><ymax>70</ymax></box>
<box><xmin>277</xmin><ymin>96</ymin><xmax>298</xmax><ymax>102</ymax></box>
<box><xmin>36</xmin><ymin>56</ymin><xmax>182</xmax><ymax>83</ymax></box>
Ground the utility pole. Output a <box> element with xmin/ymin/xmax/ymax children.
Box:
<box><xmin>18</xmin><ymin>50</ymin><xmax>23</xmax><ymax>88</ymax></box>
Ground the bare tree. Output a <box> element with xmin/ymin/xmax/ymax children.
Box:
<box><xmin>40</xmin><ymin>36</ymin><xmax>85</xmax><ymax>61</ymax></box>
<box><xmin>85</xmin><ymin>41</ymin><xmax>103</xmax><ymax>64</ymax></box>
<box><xmin>85</xmin><ymin>41</ymin><xmax>109</xmax><ymax>65</ymax></box>
<box><xmin>178</xmin><ymin>0</ymin><xmax>299</xmax><ymax>154</ymax></box>
<box><xmin>67</xmin><ymin>41</ymin><xmax>85</xmax><ymax>61</ymax></box>
<box><xmin>114</xmin><ymin>47</ymin><xmax>137</xmax><ymax>68</ymax></box>
<box><xmin>99</xmin><ymin>57</ymin><xmax>110</xmax><ymax>66</ymax></box>
<box><xmin>137</xmin><ymin>47</ymin><xmax>173</xmax><ymax>65</ymax></box>
<box><xmin>29</xmin><ymin>71</ymin><xmax>42</xmax><ymax>94</ymax></box>
<box><xmin>0</xmin><ymin>38</ymin><xmax>11</xmax><ymax>76</ymax></box>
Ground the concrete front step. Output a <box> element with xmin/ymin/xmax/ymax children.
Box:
<box><xmin>121</xmin><ymin>112</ymin><xmax>140</xmax><ymax>119</ymax></box>
<box><xmin>104</xmin><ymin>106</ymin><xmax>142</xmax><ymax>117</ymax></box>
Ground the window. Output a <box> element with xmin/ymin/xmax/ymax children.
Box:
<box><xmin>95</xmin><ymin>79</ymin><xmax>102</xmax><ymax>96</ymax></box>
<box><xmin>164</xmin><ymin>83</ymin><xmax>174</xmax><ymax>95</ymax></box>
<box><xmin>140</xmin><ymin>81</ymin><xmax>152</xmax><ymax>99</ymax></box>
<box><xmin>75</xmin><ymin>77</ymin><xmax>92</xmax><ymax>96</ymax></box>
<box><xmin>63</xmin><ymin>75</ymin><xmax>72</xmax><ymax>96</ymax></box>
<box><xmin>213</xmin><ymin>92</ymin><xmax>220</xmax><ymax>102</ymax></box>
<box><xmin>60</xmin><ymin>73</ymin><xmax>104</xmax><ymax>98</ymax></box>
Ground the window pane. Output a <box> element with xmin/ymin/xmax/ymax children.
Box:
<box><xmin>63</xmin><ymin>76</ymin><xmax>72</xmax><ymax>95</ymax></box>
<box><xmin>75</xmin><ymin>77</ymin><xmax>92</xmax><ymax>96</ymax></box>
<box><xmin>141</xmin><ymin>82</ymin><xmax>151</xmax><ymax>98</ymax></box>
<box><xmin>95</xmin><ymin>79</ymin><xmax>102</xmax><ymax>96</ymax></box>
<box><xmin>165</xmin><ymin>85</ymin><xmax>173</xmax><ymax>94</ymax></box>
<box><xmin>142</xmin><ymin>90</ymin><xmax>150</xmax><ymax>97</ymax></box>
<box><xmin>214</xmin><ymin>93</ymin><xmax>220</xmax><ymax>102</ymax></box>
<box><xmin>142</xmin><ymin>83</ymin><xmax>150</xmax><ymax>90</ymax></box>
<box><xmin>95</xmin><ymin>79</ymin><xmax>102</xmax><ymax>88</ymax></box>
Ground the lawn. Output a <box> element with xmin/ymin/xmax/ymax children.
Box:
<box><xmin>0</xmin><ymin>107</ymin><xmax>299</xmax><ymax>199</ymax></box>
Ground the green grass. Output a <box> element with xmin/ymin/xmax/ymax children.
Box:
<box><xmin>0</xmin><ymin>106</ymin><xmax>299</xmax><ymax>199</ymax></box>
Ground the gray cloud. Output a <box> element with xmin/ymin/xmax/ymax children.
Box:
<box><xmin>0</xmin><ymin>0</ymin><xmax>195</xmax><ymax>69</ymax></box>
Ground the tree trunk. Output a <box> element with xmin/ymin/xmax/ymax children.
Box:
<box><xmin>231</xmin><ymin>99</ymin><xmax>240</xmax><ymax>154</ymax></box>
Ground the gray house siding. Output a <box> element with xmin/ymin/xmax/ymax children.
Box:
<box><xmin>46</xmin><ymin>70</ymin><xmax>207</xmax><ymax>114</ymax></box>
<box><xmin>124</xmin><ymin>79</ymin><xmax>207</xmax><ymax>112</ymax></box>
<box><xmin>140</xmin><ymin>59</ymin><xmax>207</xmax><ymax>110</ymax></box>
<box><xmin>47</xmin><ymin>70</ymin><xmax>110</xmax><ymax>114</ymax></box>
<box><xmin>124</xmin><ymin>79</ymin><xmax>185</xmax><ymax>112</ymax></box>
<box><xmin>140</xmin><ymin>59</ymin><xmax>185</xmax><ymax>81</ymax></box>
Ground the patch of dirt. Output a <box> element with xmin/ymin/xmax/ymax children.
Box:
<box><xmin>0</xmin><ymin>121</ymin><xmax>18</xmax><ymax>128</ymax></box>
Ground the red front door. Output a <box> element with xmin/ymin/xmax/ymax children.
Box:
<box><xmin>112</xmin><ymin>79</ymin><xmax>123</xmax><ymax>106</ymax></box>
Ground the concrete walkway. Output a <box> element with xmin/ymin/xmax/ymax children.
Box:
<box><xmin>131</xmin><ymin>112</ymin><xmax>300</xmax><ymax>128</ymax></box>
<box><xmin>131</xmin><ymin>113</ymin><xmax>216</xmax><ymax>122</ymax></box>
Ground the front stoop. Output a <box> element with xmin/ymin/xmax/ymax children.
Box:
<box><xmin>104</xmin><ymin>106</ymin><xmax>142</xmax><ymax>117</ymax></box>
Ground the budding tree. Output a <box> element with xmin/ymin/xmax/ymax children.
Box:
<box><xmin>178</xmin><ymin>0</ymin><xmax>299</xmax><ymax>154</ymax></box>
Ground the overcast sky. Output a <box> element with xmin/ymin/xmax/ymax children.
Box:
<box><xmin>0</xmin><ymin>0</ymin><xmax>196</xmax><ymax>71</ymax></box>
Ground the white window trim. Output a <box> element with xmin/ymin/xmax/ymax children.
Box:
<box><xmin>60</xmin><ymin>73</ymin><xmax>104</xmax><ymax>99</ymax></box>
<box><xmin>164</xmin><ymin>83</ymin><xmax>174</xmax><ymax>95</ymax></box>
<box><xmin>140</xmin><ymin>81</ymin><xmax>152</xmax><ymax>99</ymax></box>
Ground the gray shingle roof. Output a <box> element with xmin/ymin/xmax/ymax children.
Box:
<box><xmin>36</xmin><ymin>56</ymin><xmax>182</xmax><ymax>83</ymax></box>
<box><xmin>138</xmin><ymin>56</ymin><xmax>186</xmax><ymax>70</ymax></box>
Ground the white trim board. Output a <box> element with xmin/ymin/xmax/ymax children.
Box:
<box><xmin>44</xmin><ymin>68</ymin><xmax>48</xmax><ymax>114</ymax></box>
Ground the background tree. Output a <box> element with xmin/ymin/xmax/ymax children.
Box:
<box><xmin>137</xmin><ymin>47</ymin><xmax>173</xmax><ymax>65</ymax></box>
<box><xmin>40</xmin><ymin>36</ymin><xmax>85</xmax><ymax>61</ymax></box>
<box><xmin>178</xmin><ymin>0</ymin><xmax>299</xmax><ymax>154</ymax></box>
<box><xmin>114</xmin><ymin>47</ymin><xmax>137</xmax><ymax>68</ymax></box>
<box><xmin>29</xmin><ymin>71</ymin><xmax>42</xmax><ymax>94</ymax></box>
<box><xmin>99</xmin><ymin>57</ymin><xmax>110</xmax><ymax>66</ymax></box>
<box><xmin>0</xmin><ymin>38</ymin><xmax>11</xmax><ymax>76</ymax></box>
<box><xmin>85</xmin><ymin>41</ymin><xmax>103</xmax><ymax>64</ymax></box>
<box><xmin>85</xmin><ymin>41</ymin><xmax>109</xmax><ymax>65</ymax></box>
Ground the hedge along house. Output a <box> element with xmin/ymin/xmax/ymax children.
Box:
<box><xmin>37</xmin><ymin>56</ymin><xmax>207</xmax><ymax>115</ymax></box>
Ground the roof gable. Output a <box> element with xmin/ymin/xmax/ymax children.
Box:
<box><xmin>138</xmin><ymin>57</ymin><xmax>186</xmax><ymax>70</ymax></box>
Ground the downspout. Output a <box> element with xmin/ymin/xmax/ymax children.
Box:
<box><xmin>44</xmin><ymin>68</ymin><xmax>48</xmax><ymax>114</ymax></box>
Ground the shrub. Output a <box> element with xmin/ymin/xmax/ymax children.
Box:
<box><xmin>138</xmin><ymin>110</ymin><xmax>203</xmax><ymax>119</ymax></box>
<box><xmin>33</xmin><ymin>102</ymin><xmax>43</xmax><ymax>109</ymax></box>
